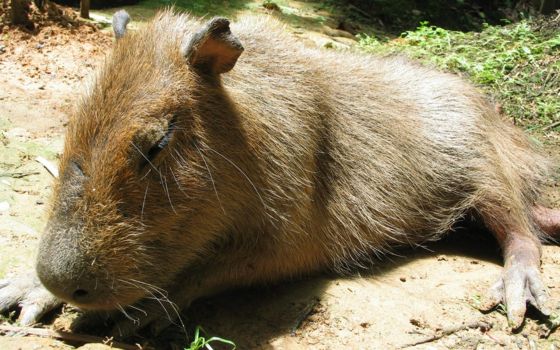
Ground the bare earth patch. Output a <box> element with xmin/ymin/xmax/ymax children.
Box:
<box><xmin>0</xmin><ymin>6</ymin><xmax>559</xmax><ymax>350</ymax></box>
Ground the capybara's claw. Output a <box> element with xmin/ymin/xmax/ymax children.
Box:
<box><xmin>483</xmin><ymin>264</ymin><xmax>551</xmax><ymax>330</ymax></box>
<box><xmin>0</xmin><ymin>273</ymin><xmax>61</xmax><ymax>325</ymax></box>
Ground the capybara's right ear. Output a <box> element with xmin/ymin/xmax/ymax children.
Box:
<box><xmin>112</xmin><ymin>10</ymin><xmax>131</xmax><ymax>40</ymax></box>
<box><xmin>183</xmin><ymin>17</ymin><xmax>244</xmax><ymax>75</ymax></box>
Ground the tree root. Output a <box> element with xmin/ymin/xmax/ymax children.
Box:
<box><xmin>399</xmin><ymin>319</ymin><xmax>493</xmax><ymax>348</ymax></box>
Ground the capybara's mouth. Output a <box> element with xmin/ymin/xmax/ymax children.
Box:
<box><xmin>63</xmin><ymin>287</ymin><xmax>147</xmax><ymax>311</ymax></box>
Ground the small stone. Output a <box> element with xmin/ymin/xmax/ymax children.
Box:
<box><xmin>400</xmin><ymin>276</ymin><xmax>406</xmax><ymax>282</ymax></box>
<box><xmin>0</xmin><ymin>45</ymin><xmax>5</xmax><ymax>53</ymax></box>
<box><xmin>36</xmin><ymin>199</ymin><xmax>44</xmax><ymax>205</ymax></box>
<box><xmin>308</xmin><ymin>329</ymin><xmax>321</xmax><ymax>338</ymax></box>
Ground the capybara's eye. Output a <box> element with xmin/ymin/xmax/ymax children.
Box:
<box><xmin>70</xmin><ymin>160</ymin><xmax>84</xmax><ymax>177</ymax></box>
<box><xmin>139</xmin><ymin>115</ymin><xmax>178</xmax><ymax>170</ymax></box>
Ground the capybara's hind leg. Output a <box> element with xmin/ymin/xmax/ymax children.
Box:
<box><xmin>533</xmin><ymin>205</ymin><xmax>560</xmax><ymax>238</ymax></box>
<box><xmin>479</xmin><ymin>209</ymin><xmax>551</xmax><ymax>329</ymax></box>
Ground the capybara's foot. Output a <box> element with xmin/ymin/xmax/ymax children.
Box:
<box><xmin>480</xmin><ymin>236</ymin><xmax>551</xmax><ymax>329</ymax></box>
<box><xmin>0</xmin><ymin>272</ymin><xmax>61</xmax><ymax>325</ymax></box>
<box><xmin>534</xmin><ymin>205</ymin><xmax>560</xmax><ymax>238</ymax></box>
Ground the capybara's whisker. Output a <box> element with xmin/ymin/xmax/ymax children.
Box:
<box><xmin>121</xmin><ymin>278</ymin><xmax>186</xmax><ymax>336</ymax></box>
<box><xmin>207</xmin><ymin>146</ymin><xmax>267</xmax><ymax>211</ymax></box>
<box><xmin>126</xmin><ymin>303</ymin><xmax>148</xmax><ymax>317</ymax></box>
<box><xmin>194</xmin><ymin>142</ymin><xmax>225</xmax><ymax>214</ymax></box>
<box><xmin>160</xmin><ymin>172</ymin><xmax>177</xmax><ymax>214</ymax></box>
<box><xmin>141</xmin><ymin>182</ymin><xmax>149</xmax><ymax>222</ymax></box>
<box><xmin>116</xmin><ymin>303</ymin><xmax>140</xmax><ymax>325</ymax></box>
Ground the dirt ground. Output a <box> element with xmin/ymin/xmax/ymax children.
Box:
<box><xmin>1</xmin><ymin>3</ymin><xmax>560</xmax><ymax>350</ymax></box>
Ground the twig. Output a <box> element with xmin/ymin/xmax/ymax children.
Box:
<box><xmin>35</xmin><ymin>156</ymin><xmax>59</xmax><ymax>178</ymax></box>
<box><xmin>290</xmin><ymin>299</ymin><xmax>319</xmax><ymax>336</ymax></box>
<box><xmin>399</xmin><ymin>320</ymin><xmax>492</xmax><ymax>348</ymax></box>
<box><xmin>0</xmin><ymin>171</ymin><xmax>40</xmax><ymax>178</ymax></box>
<box><xmin>543</xmin><ymin>120</ymin><xmax>560</xmax><ymax>131</ymax></box>
<box><xmin>0</xmin><ymin>325</ymin><xmax>145</xmax><ymax>350</ymax></box>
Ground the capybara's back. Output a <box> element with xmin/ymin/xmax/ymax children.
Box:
<box><xmin>224</xmin><ymin>15</ymin><xmax>549</xmax><ymax>267</ymax></box>
<box><xmin>1</xmin><ymin>10</ymin><xmax>558</xmax><ymax>337</ymax></box>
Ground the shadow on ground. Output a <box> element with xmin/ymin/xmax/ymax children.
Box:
<box><xmin>146</xmin><ymin>224</ymin><xmax>509</xmax><ymax>349</ymax></box>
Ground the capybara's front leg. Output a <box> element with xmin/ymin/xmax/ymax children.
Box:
<box><xmin>481</xmin><ymin>232</ymin><xmax>551</xmax><ymax>328</ymax></box>
<box><xmin>0</xmin><ymin>272</ymin><xmax>62</xmax><ymax>325</ymax></box>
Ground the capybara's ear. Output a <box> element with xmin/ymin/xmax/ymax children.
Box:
<box><xmin>112</xmin><ymin>10</ymin><xmax>131</xmax><ymax>40</ymax></box>
<box><xmin>183</xmin><ymin>17</ymin><xmax>244</xmax><ymax>74</ymax></box>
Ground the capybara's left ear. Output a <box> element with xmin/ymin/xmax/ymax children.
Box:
<box><xmin>183</xmin><ymin>17</ymin><xmax>244</xmax><ymax>74</ymax></box>
<box><xmin>112</xmin><ymin>10</ymin><xmax>130</xmax><ymax>39</ymax></box>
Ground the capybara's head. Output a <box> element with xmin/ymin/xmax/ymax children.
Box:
<box><xmin>36</xmin><ymin>10</ymin><xmax>245</xmax><ymax>309</ymax></box>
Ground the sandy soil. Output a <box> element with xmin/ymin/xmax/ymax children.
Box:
<box><xmin>0</xmin><ymin>4</ymin><xmax>559</xmax><ymax>350</ymax></box>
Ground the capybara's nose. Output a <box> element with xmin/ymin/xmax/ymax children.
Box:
<box><xmin>70</xmin><ymin>286</ymin><xmax>98</xmax><ymax>305</ymax></box>
<box><xmin>72</xmin><ymin>288</ymin><xmax>90</xmax><ymax>302</ymax></box>
<box><xmin>35</xmin><ymin>230</ymin><xmax>105</xmax><ymax>306</ymax></box>
<box><xmin>36</xmin><ymin>258</ymin><xmax>103</xmax><ymax>306</ymax></box>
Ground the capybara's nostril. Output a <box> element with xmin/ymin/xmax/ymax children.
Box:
<box><xmin>72</xmin><ymin>288</ymin><xmax>90</xmax><ymax>302</ymax></box>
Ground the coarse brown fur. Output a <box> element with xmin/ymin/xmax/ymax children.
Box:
<box><xmin>32</xmin><ymin>10</ymin><xmax>557</xmax><ymax>326</ymax></box>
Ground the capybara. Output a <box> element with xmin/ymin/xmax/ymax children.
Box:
<box><xmin>1</xmin><ymin>9</ymin><xmax>560</xmax><ymax>337</ymax></box>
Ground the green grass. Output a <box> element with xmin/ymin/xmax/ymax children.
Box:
<box><xmin>358</xmin><ymin>19</ymin><xmax>560</xmax><ymax>130</ymax></box>
<box><xmin>185</xmin><ymin>326</ymin><xmax>236</xmax><ymax>350</ymax></box>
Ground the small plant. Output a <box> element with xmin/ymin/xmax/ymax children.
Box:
<box><xmin>358</xmin><ymin>19</ymin><xmax>560</xmax><ymax>131</ymax></box>
<box><xmin>185</xmin><ymin>326</ymin><xmax>236</xmax><ymax>350</ymax></box>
